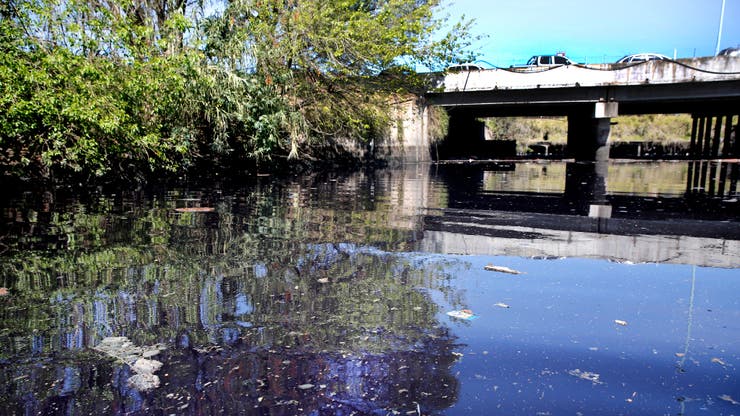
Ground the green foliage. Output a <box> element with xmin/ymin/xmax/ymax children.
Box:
<box><xmin>486</xmin><ymin>117</ymin><xmax>567</xmax><ymax>141</ymax></box>
<box><xmin>0</xmin><ymin>44</ymin><xmax>194</xmax><ymax>178</ymax></box>
<box><xmin>0</xmin><ymin>0</ymin><xmax>477</xmax><ymax>180</ymax></box>
<box><xmin>485</xmin><ymin>114</ymin><xmax>693</xmax><ymax>153</ymax></box>
<box><xmin>428</xmin><ymin>106</ymin><xmax>449</xmax><ymax>144</ymax></box>
<box><xmin>0</xmin><ymin>0</ymin><xmax>201</xmax><ymax>178</ymax></box>
<box><xmin>484</xmin><ymin>117</ymin><xmax>567</xmax><ymax>154</ymax></box>
<box><xmin>611</xmin><ymin>114</ymin><xmax>692</xmax><ymax>143</ymax></box>
<box><xmin>187</xmin><ymin>65</ymin><xmax>295</xmax><ymax>162</ymax></box>
<box><xmin>201</xmin><ymin>0</ymin><xmax>478</xmax><ymax>161</ymax></box>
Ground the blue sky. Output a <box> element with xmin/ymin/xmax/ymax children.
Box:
<box><xmin>439</xmin><ymin>0</ymin><xmax>740</xmax><ymax>67</ymax></box>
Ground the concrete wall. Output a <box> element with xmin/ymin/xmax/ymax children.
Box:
<box><xmin>438</xmin><ymin>56</ymin><xmax>740</xmax><ymax>92</ymax></box>
<box><xmin>376</xmin><ymin>96</ymin><xmax>432</xmax><ymax>163</ymax></box>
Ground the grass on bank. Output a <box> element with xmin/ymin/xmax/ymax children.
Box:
<box><xmin>484</xmin><ymin>114</ymin><xmax>693</xmax><ymax>154</ymax></box>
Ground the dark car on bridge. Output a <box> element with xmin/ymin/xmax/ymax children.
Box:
<box><xmin>718</xmin><ymin>46</ymin><xmax>739</xmax><ymax>57</ymax></box>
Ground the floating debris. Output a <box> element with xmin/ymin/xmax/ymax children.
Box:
<box><xmin>316</xmin><ymin>277</ymin><xmax>330</xmax><ymax>284</ymax></box>
<box><xmin>614</xmin><ymin>319</ymin><xmax>628</xmax><ymax>326</ymax></box>
<box><xmin>142</xmin><ymin>349</ymin><xmax>161</xmax><ymax>358</ymax></box>
<box><xmin>675</xmin><ymin>352</ymin><xmax>686</xmax><ymax>358</ymax></box>
<box><xmin>174</xmin><ymin>207</ymin><xmax>215</xmax><ymax>213</ymax></box>
<box><xmin>446</xmin><ymin>309</ymin><xmax>478</xmax><ymax>320</ymax></box>
<box><xmin>484</xmin><ymin>265</ymin><xmax>523</xmax><ymax>275</ymax></box>
<box><xmin>530</xmin><ymin>255</ymin><xmax>565</xmax><ymax>260</ymax></box>
<box><xmin>608</xmin><ymin>259</ymin><xmax>635</xmax><ymax>265</ymax></box>
<box><xmin>275</xmin><ymin>399</ymin><xmax>299</xmax><ymax>406</ymax></box>
<box><xmin>568</xmin><ymin>369</ymin><xmax>604</xmax><ymax>385</ymax></box>
<box><xmin>711</xmin><ymin>357</ymin><xmax>727</xmax><ymax>366</ymax></box>
<box><xmin>719</xmin><ymin>394</ymin><xmax>740</xmax><ymax>405</ymax></box>
<box><xmin>493</xmin><ymin>302</ymin><xmax>511</xmax><ymax>309</ymax></box>
<box><xmin>93</xmin><ymin>336</ymin><xmax>165</xmax><ymax>391</ymax></box>
<box><xmin>132</xmin><ymin>358</ymin><xmax>163</xmax><ymax>374</ymax></box>
<box><xmin>93</xmin><ymin>337</ymin><xmax>144</xmax><ymax>362</ymax></box>
<box><xmin>128</xmin><ymin>373</ymin><xmax>160</xmax><ymax>391</ymax></box>
<box><xmin>297</xmin><ymin>383</ymin><xmax>315</xmax><ymax>390</ymax></box>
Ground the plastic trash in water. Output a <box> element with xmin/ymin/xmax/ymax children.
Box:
<box><xmin>484</xmin><ymin>264</ymin><xmax>523</xmax><ymax>275</ymax></box>
<box><xmin>447</xmin><ymin>309</ymin><xmax>478</xmax><ymax>320</ymax></box>
<box><xmin>568</xmin><ymin>369</ymin><xmax>603</xmax><ymax>385</ymax></box>
<box><xmin>718</xmin><ymin>394</ymin><xmax>740</xmax><ymax>405</ymax></box>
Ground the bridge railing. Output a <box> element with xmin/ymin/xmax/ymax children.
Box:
<box><xmin>438</xmin><ymin>56</ymin><xmax>740</xmax><ymax>92</ymax></box>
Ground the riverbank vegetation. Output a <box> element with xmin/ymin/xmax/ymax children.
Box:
<box><xmin>485</xmin><ymin>114</ymin><xmax>692</xmax><ymax>154</ymax></box>
<box><xmin>0</xmin><ymin>0</ymin><xmax>476</xmax><ymax>182</ymax></box>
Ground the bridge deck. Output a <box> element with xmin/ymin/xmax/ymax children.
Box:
<box><xmin>438</xmin><ymin>56</ymin><xmax>740</xmax><ymax>92</ymax></box>
<box><xmin>424</xmin><ymin>57</ymin><xmax>740</xmax><ymax>161</ymax></box>
<box><xmin>430</xmin><ymin>56</ymin><xmax>740</xmax><ymax>116</ymax></box>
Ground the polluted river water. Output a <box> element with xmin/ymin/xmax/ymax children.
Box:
<box><xmin>0</xmin><ymin>161</ymin><xmax>738</xmax><ymax>415</ymax></box>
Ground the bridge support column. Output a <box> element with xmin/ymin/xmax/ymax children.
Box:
<box><xmin>686</xmin><ymin>114</ymin><xmax>738</xmax><ymax>194</ymax></box>
<box><xmin>380</xmin><ymin>95</ymin><xmax>433</xmax><ymax>163</ymax></box>
<box><xmin>689</xmin><ymin>114</ymin><xmax>739</xmax><ymax>159</ymax></box>
<box><xmin>439</xmin><ymin>112</ymin><xmax>486</xmax><ymax>159</ymax></box>
<box><xmin>567</xmin><ymin>102</ymin><xmax>618</xmax><ymax>161</ymax></box>
<box><xmin>564</xmin><ymin>161</ymin><xmax>611</xmax><ymax>220</ymax></box>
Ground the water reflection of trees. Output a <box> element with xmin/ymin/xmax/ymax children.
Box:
<box><xmin>0</xmin><ymin>178</ymin><xmax>462</xmax><ymax>414</ymax></box>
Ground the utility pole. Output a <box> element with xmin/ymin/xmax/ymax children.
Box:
<box><xmin>715</xmin><ymin>0</ymin><xmax>726</xmax><ymax>55</ymax></box>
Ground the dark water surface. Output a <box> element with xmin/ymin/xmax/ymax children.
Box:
<box><xmin>1</xmin><ymin>161</ymin><xmax>739</xmax><ymax>415</ymax></box>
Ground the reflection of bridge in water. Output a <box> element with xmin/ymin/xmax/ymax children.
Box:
<box><xmin>387</xmin><ymin>162</ymin><xmax>740</xmax><ymax>268</ymax></box>
<box><xmin>420</xmin><ymin>208</ymin><xmax>740</xmax><ymax>268</ymax></box>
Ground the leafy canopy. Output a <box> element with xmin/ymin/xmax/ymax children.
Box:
<box><xmin>0</xmin><ymin>0</ymin><xmax>478</xmax><ymax>180</ymax></box>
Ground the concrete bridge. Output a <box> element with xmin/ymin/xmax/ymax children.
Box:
<box><xmin>394</xmin><ymin>56</ymin><xmax>740</xmax><ymax>162</ymax></box>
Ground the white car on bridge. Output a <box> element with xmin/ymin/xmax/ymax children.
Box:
<box><xmin>512</xmin><ymin>54</ymin><xmax>574</xmax><ymax>68</ymax></box>
<box><xmin>616</xmin><ymin>53</ymin><xmax>670</xmax><ymax>63</ymax></box>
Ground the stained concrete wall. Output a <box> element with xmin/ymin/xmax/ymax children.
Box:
<box><xmin>438</xmin><ymin>56</ymin><xmax>740</xmax><ymax>92</ymax></box>
<box><xmin>376</xmin><ymin>96</ymin><xmax>432</xmax><ymax>163</ymax></box>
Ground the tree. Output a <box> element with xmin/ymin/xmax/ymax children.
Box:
<box><xmin>0</xmin><ymin>0</ymin><xmax>477</xmax><ymax>180</ymax></box>
<box><xmin>201</xmin><ymin>0</ymin><xmax>477</xmax><ymax>161</ymax></box>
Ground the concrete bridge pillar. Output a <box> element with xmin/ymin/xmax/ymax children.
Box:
<box><xmin>567</xmin><ymin>102</ymin><xmax>618</xmax><ymax>161</ymax></box>
<box><xmin>688</xmin><ymin>113</ymin><xmax>739</xmax><ymax>159</ymax></box>
<box><xmin>438</xmin><ymin>112</ymin><xmax>486</xmax><ymax>159</ymax></box>
<box><xmin>379</xmin><ymin>96</ymin><xmax>433</xmax><ymax>163</ymax></box>
<box><xmin>564</xmin><ymin>161</ymin><xmax>611</xmax><ymax>220</ymax></box>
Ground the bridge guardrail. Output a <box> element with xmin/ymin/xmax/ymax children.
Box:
<box><xmin>438</xmin><ymin>56</ymin><xmax>740</xmax><ymax>92</ymax></box>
